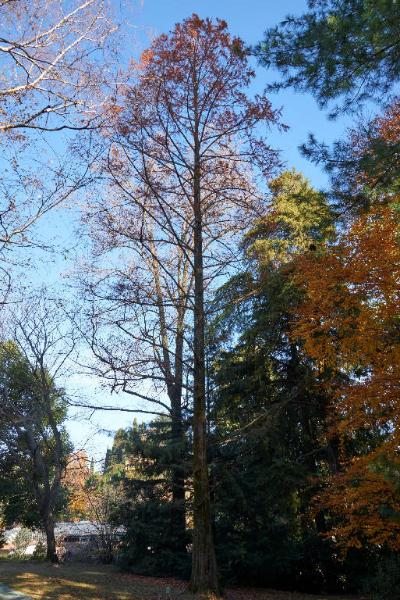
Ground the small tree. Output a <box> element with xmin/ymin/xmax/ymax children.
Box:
<box><xmin>62</xmin><ymin>451</ymin><xmax>91</xmax><ymax>520</ymax></box>
<box><xmin>0</xmin><ymin>293</ymin><xmax>77</xmax><ymax>562</ymax></box>
<box><xmin>0</xmin><ymin>340</ymin><xmax>69</xmax><ymax>562</ymax></box>
<box><xmin>76</xmin><ymin>475</ymin><xmax>124</xmax><ymax>564</ymax></box>
<box><xmin>104</xmin><ymin>419</ymin><xmax>191</xmax><ymax>578</ymax></box>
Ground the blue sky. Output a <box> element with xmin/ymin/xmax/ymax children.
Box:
<box><xmin>130</xmin><ymin>0</ymin><xmax>356</xmax><ymax>187</ymax></box>
<box><xmin>28</xmin><ymin>0</ymin><xmax>359</xmax><ymax>464</ymax></box>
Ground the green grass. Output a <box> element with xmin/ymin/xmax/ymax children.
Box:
<box><xmin>0</xmin><ymin>560</ymin><xmax>364</xmax><ymax>600</ymax></box>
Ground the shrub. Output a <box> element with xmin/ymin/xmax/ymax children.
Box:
<box><xmin>11</xmin><ymin>528</ymin><xmax>35</xmax><ymax>559</ymax></box>
<box><xmin>32</xmin><ymin>539</ymin><xmax>47</xmax><ymax>560</ymax></box>
<box><xmin>10</xmin><ymin>528</ymin><xmax>45</xmax><ymax>560</ymax></box>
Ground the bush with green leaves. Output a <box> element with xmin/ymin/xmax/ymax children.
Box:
<box><xmin>11</xmin><ymin>528</ymin><xmax>36</xmax><ymax>559</ymax></box>
<box><xmin>32</xmin><ymin>539</ymin><xmax>47</xmax><ymax>560</ymax></box>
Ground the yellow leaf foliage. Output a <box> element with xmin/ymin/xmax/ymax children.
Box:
<box><xmin>62</xmin><ymin>451</ymin><xmax>91</xmax><ymax>520</ymax></box>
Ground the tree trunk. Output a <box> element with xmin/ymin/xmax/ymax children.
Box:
<box><xmin>189</xmin><ymin>132</ymin><xmax>219</xmax><ymax>594</ymax></box>
<box><xmin>44</xmin><ymin>517</ymin><xmax>58</xmax><ymax>563</ymax></box>
<box><xmin>171</xmin><ymin>394</ymin><xmax>187</xmax><ymax>553</ymax></box>
<box><xmin>25</xmin><ymin>425</ymin><xmax>59</xmax><ymax>564</ymax></box>
<box><xmin>150</xmin><ymin>232</ymin><xmax>188</xmax><ymax>554</ymax></box>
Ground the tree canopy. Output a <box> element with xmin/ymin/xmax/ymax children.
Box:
<box><xmin>255</xmin><ymin>0</ymin><xmax>400</xmax><ymax>115</ymax></box>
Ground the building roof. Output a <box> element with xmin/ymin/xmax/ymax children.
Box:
<box><xmin>54</xmin><ymin>521</ymin><xmax>126</xmax><ymax>537</ymax></box>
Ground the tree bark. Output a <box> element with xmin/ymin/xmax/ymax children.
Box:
<box><xmin>150</xmin><ymin>236</ymin><xmax>188</xmax><ymax>553</ymax></box>
<box><xmin>44</xmin><ymin>516</ymin><xmax>58</xmax><ymax>563</ymax></box>
<box><xmin>189</xmin><ymin>126</ymin><xmax>219</xmax><ymax>594</ymax></box>
<box><xmin>171</xmin><ymin>391</ymin><xmax>187</xmax><ymax>553</ymax></box>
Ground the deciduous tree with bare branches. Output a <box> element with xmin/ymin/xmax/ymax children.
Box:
<box><xmin>0</xmin><ymin>0</ymin><xmax>114</xmax><ymax>133</ymax></box>
<box><xmin>0</xmin><ymin>0</ymin><xmax>116</xmax><ymax>302</ymax></box>
<box><xmin>82</xmin><ymin>14</ymin><xmax>280</xmax><ymax>592</ymax></box>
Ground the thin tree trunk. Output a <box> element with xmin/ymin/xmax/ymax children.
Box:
<box><xmin>25</xmin><ymin>425</ymin><xmax>59</xmax><ymax>564</ymax></box>
<box><xmin>171</xmin><ymin>392</ymin><xmax>187</xmax><ymax>553</ymax></box>
<box><xmin>189</xmin><ymin>128</ymin><xmax>219</xmax><ymax>594</ymax></box>
<box><xmin>149</xmin><ymin>234</ymin><xmax>188</xmax><ymax>553</ymax></box>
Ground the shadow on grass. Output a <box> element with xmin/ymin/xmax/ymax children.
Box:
<box><xmin>2</xmin><ymin>563</ymin><xmax>123</xmax><ymax>599</ymax></box>
<box><xmin>0</xmin><ymin>561</ymin><xmax>187</xmax><ymax>600</ymax></box>
<box><xmin>0</xmin><ymin>561</ymin><xmax>364</xmax><ymax>600</ymax></box>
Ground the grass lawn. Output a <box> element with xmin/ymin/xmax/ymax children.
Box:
<box><xmin>0</xmin><ymin>560</ymin><xmax>364</xmax><ymax>600</ymax></box>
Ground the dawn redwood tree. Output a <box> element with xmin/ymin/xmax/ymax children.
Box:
<box><xmin>291</xmin><ymin>104</ymin><xmax>400</xmax><ymax>548</ymax></box>
<box><xmin>292</xmin><ymin>203</ymin><xmax>400</xmax><ymax>550</ymax></box>
<box><xmin>85</xmin><ymin>14</ymin><xmax>280</xmax><ymax>592</ymax></box>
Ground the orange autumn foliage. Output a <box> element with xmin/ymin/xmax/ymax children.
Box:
<box><xmin>374</xmin><ymin>100</ymin><xmax>400</xmax><ymax>145</ymax></box>
<box><xmin>293</xmin><ymin>205</ymin><xmax>400</xmax><ymax>549</ymax></box>
<box><xmin>62</xmin><ymin>451</ymin><xmax>92</xmax><ymax>519</ymax></box>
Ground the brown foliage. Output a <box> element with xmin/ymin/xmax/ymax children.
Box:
<box><xmin>293</xmin><ymin>204</ymin><xmax>400</xmax><ymax>549</ymax></box>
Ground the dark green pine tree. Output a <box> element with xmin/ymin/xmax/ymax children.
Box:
<box><xmin>104</xmin><ymin>419</ymin><xmax>190</xmax><ymax>578</ymax></box>
<box><xmin>208</xmin><ymin>171</ymin><xmax>355</xmax><ymax>592</ymax></box>
<box><xmin>254</xmin><ymin>0</ymin><xmax>400</xmax><ymax>116</ymax></box>
<box><xmin>300</xmin><ymin>100</ymin><xmax>400</xmax><ymax>217</ymax></box>
<box><xmin>103</xmin><ymin>449</ymin><xmax>112</xmax><ymax>474</ymax></box>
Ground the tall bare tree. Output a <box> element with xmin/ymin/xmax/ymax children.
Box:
<box><xmin>83</xmin><ymin>15</ymin><xmax>280</xmax><ymax>592</ymax></box>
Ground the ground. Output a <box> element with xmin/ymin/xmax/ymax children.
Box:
<box><xmin>0</xmin><ymin>560</ymin><xmax>364</xmax><ymax>600</ymax></box>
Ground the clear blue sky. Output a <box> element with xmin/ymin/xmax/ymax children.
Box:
<box><xmin>31</xmin><ymin>0</ymin><xmax>359</xmax><ymax>465</ymax></box>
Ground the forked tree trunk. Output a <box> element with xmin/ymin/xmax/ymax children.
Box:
<box><xmin>189</xmin><ymin>134</ymin><xmax>219</xmax><ymax>594</ymax></box>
